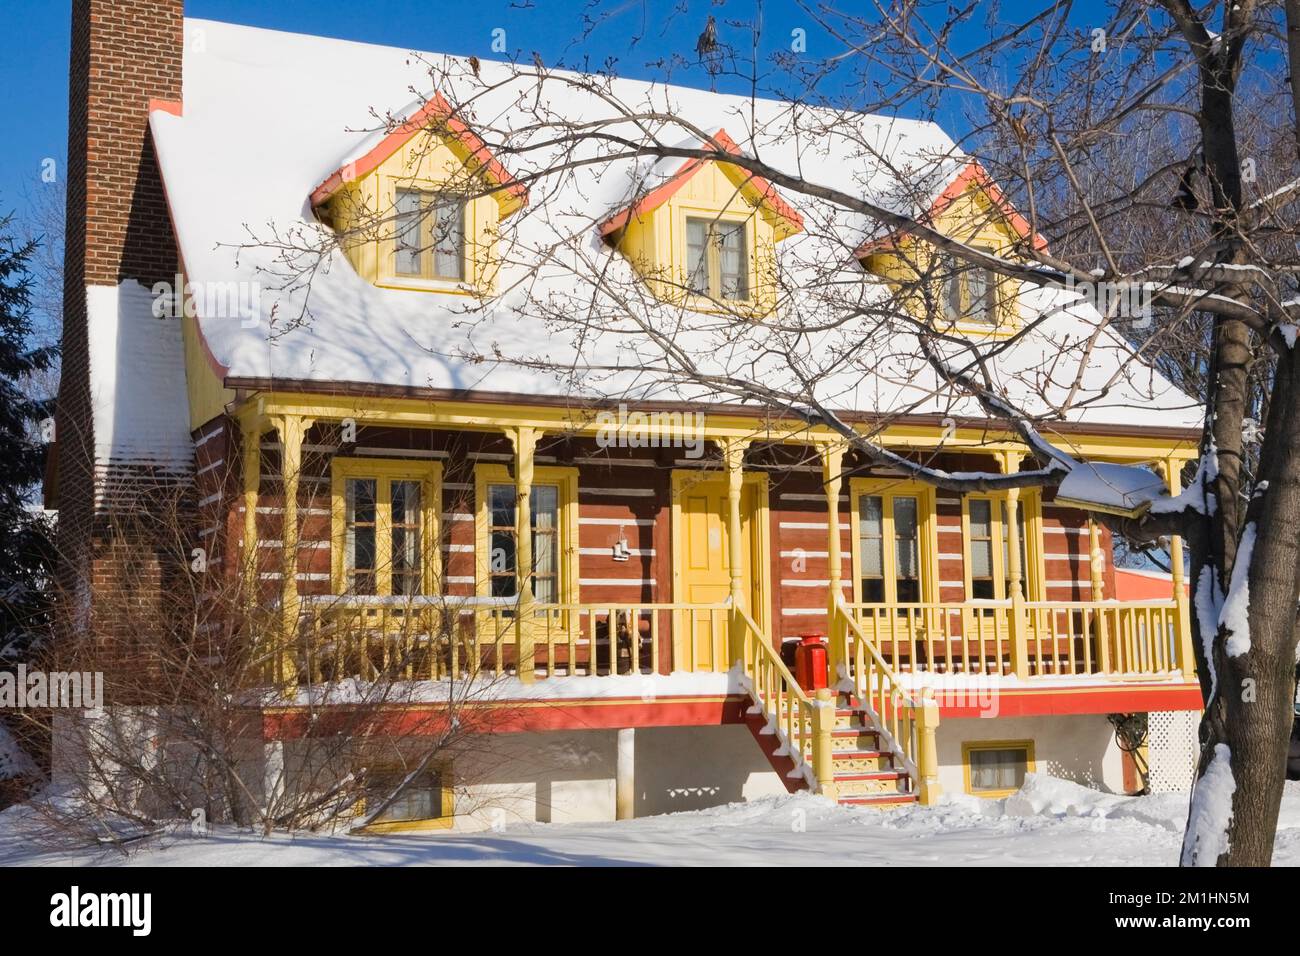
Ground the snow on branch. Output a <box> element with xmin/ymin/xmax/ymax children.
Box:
<box><xmin>1053</xmin><ymin>461</ymin><xmax>1167</xmax><ymax>518</ymax></box>
<box><xmin>1149</xmin><ymin>449</ymin><xmax>1219</xmax><ymax>518</ymax></box>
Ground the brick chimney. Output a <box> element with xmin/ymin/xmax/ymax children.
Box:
<box><xmin>56</xmin><ymin>0</ymin><xmax>185</xmax><ymax>625</ymax></box>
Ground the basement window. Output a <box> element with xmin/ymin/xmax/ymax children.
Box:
<box><xmin>363</xmin><ymin>766</ymin><xmax>453</xmax><ymax>830</ymax></box>
<box><xmin>963</xmin><ymin>741</ymin><xmax>1034</xmax><ymax>797</ymax></box>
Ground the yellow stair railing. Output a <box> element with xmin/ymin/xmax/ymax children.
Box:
<box><xmin>733</xmin><ymin>602</ymin><xmax>837</xmax><ymax>797</ymax></box>
<box><xmin>833</xmin><ymin>596</ymin><xmax>942</xmax><ymax>804</ymax></box>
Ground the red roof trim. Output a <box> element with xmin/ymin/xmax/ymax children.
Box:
<box><xmin>855</xmin><ymin>160</ymin><xmax>1049</xmax><ymax>258</ymax></box>
<box><xmin>598</xmin><ymin>128</ymin><xmax>804</xmax><ymax>237</ymax></box>
<box><xmin>308</xmin><ymin>92</ymin><xmax>529</xmax><ymax>210</ymax></box>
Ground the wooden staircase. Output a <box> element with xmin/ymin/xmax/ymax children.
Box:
<box><xmin>829</xmin><ymin>697</ymin><xmax>917</xmax><ymax>807</ymax></box>
<box><xmin>735</xmin><ymin>602</ymin><xmax>932</xmax><ymax>809</ymax></box>
<box><xmin>741</xmin><ymin>690</ymin><xmax>918</xmax><ymax>808</ymax></box>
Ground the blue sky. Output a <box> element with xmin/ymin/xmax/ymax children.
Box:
<box><xmin>0</xmin><ymin>0</ymin><xmax>1007</xmax><ymax>232</ymax></box>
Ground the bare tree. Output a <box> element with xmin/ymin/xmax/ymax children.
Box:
<box><xmin>20</xmin><ymin>446</ymin><xmax>527</xmax><ymax>847</ymax></box>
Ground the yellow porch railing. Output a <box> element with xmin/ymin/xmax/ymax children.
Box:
<box><xmin>734</xmin><ymin>603</ymin><xmax>836</xmax><ymax>796</ymax></box>
<box><xmin>833</xmin><ymin>599</ymin><xmax>940</xmax><ymax>803</ymax></box>
<box><xmin>843</xmin><ymin>598</ymin><xmax>1187</xmax><ymax>680</ymax></box>
<box><xmin>294</xmin><ymin>596</ymin><xmax>730</xmax><ymax>683</ymax></box>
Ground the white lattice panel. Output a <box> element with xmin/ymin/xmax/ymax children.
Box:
<box><xmin>1147</xmin><ymin>710</ymin><xmax>1200</xmax><ymax>793</ymax></box>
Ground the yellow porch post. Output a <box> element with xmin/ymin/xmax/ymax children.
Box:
<box><xmin>812</xmin><ymin>688</ymin><xmax>838</xmax><ymax>799</ymax></box>
<box><xmin>1001</xmin><ymin>453</ymin><xmax>1030</xmax><ymax>679</ymax></box>
<box><xmin>510</xmin><ymin>426</ymin><xmax>539</xmax><ymax>682</ymax></box>
<box><xmin>916</xmin><ymin>696</ymin><xmax>942</xmax><ymax>805</ymax></box>
<box><xmin>270</xmin><ymin>413</ymin><xmax>312</xmax><ymax>692</ymax></box>
<box><xmin>240</xmin><ymin>419</ymin><xmax>264</xmax><ymax>600</ymax></box>
<box><xmin>820</xmin><ymin>442</ymin><xmax>846</xmax><ymax>682</ymax></box>
<box><xmin>1163</xmin><ymin>457</ymin><xmax>1196</xmax><ymax>677</ymax></box>
<box><xmin>1087</xmin><ymin>517</ymin><xmax>1106</xmax><ymax>602</ymax></box>
<box><xmin>1088</xmin><ymin>516</ymin><xmax>1112</xmax><ymax>674</ymax></box>
<box><xmin>723</xmin><ymin>438</ymin><xmax>749</xmax><ymax>667</ymax></box>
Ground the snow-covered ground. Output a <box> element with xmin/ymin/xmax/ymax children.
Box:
<box><xmin>3</xmin><ymin>775</ymin><xmax>1299</xmax><ymax>867</ymax></box>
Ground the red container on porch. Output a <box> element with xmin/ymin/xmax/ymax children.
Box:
<box><xmin>794</xmin><ymin>632</ymin><xmax>828</xmax><ymax>691</ymax></box>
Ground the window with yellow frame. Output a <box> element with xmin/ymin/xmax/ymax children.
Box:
<box><xmin>848</xmin><ymin>478</ymin><xmax>939</xmax><ymax>605</ymax></box>
<box><xmin>861</xmin><ymin>238</ymin><xmax>1019</xmax><ymax>341</ymax></box>
<box><xmin>373</xmin><ymin>170</ymin><xmax>497</xmax><ymax>296</ymax></box>
<box><xmin>359</xmin><ymin>763</ymin><xmax>455</xmax><ymax>832</ymax></box>
<box><xmin>473</xmin><ymin>463</ymin><xmax>579</xmax><ymax>605</ymax></box>
<box><xmin>962</xmin><ymin>739</ymin><xmax>1035</xmax><ymax>797</ymax></box>
<box><xmin>673</xmin><ymin>204</ymin><xmax>774</xmax><ymax>316</ymax></box>
<box><xmin>330</xmin><ymin>458</ymin><xmax>442</xmax><ymax>596</ymax></box>
<box><xmin>961</xmin><ymin>490</ymin><xmax>1044</xmax><ymax>603</ymax></box>
<box><xmin>934</xmin><ymin>245</ymin><xmax>1007</xmax><ymax>330</ymax></box>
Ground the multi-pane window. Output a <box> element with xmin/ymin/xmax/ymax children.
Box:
<box><xmin>893</xmin><ymin>496</ymin><xmax>920</xmax><ymax>602</ymax></box>
<box><xmin>487</xmin><ymin>482</ymin><xmax>561</xmax><ymax>602</ymax></box>
<box><xmin>394</xmin><ymin>188</ymin><xmax>465</xmax><ymax>280</ymax></box>
<box><xmin>366</xmin><ymin>768</ymin><xmax>447</xmax><ymax>824</ymax></box>
<box><xmin>965</xmin><ymin>494</ymin><xmax>1038</xmax><ymax>602</ymax></box>
<box><xmin>966</xmin><ymin>744</ymin><xmax>1031</xmax><ymax>795</ymax></box>
<box><xmin>487</xmin><ymin>484</ymin><xmax>517</xmax><ymax>598</ymax></box>
<box><xmin>336</xmin><ymin>463</ymin><xmax>437</xmax><ymax>597</ymax></box>
<box><xmin>685</xmin><ymin>216</ymin><xmax>749</xmax><ymax>300</ymax></box>
<box><xmin>344</xmin><ymin>478</ymin><xmax>378</xmax><ymax>594</ymax></box>
<box><xmin>531</xmin><ymin>486</ymin><xmax>559</xmax><ymax>604</ymax></box>
<box><xmin>859</xmin><ymin>495</ymin><xmax>885</xmax><ymax>602</ymax></box>
<box><xmin>391</xmin><ymin>480</ymin><xmax>423</xmax><ymax>596</ymax></box>
<box><xmin>968</xmin><ymin>498</ymin><xmax>997</xmax><ymax>600</ymax></box>
<box><xmin>855</xmin><ymin>487</ymin><xmax>927</xmax><ymax>604</ymax></box>
<box><xmin>938</xmin><ymin>248</ymin><xmax>999</xmax><ymax>325</ymax></box>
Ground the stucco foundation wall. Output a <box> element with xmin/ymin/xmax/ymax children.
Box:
<box><xmin>936</xmin><ymin>713</ymin><xmax>1126</xmax><ymax>797</ymax></box>
<box><xmin>634</xmin><ymin>724</ymin><xmax>789</xmax><ymax>814</ymax></box>
<box><xmin>448</xmin><ymin>724</ymin><xmax>786</xmax><ymax>830</ymax></box>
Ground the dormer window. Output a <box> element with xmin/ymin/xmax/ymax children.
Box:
<box><xmin>394</xmin><ymin>188</ymin><xmax>465</xmax><ymax>281</ymax></box>
<box><xmin>685</xmin><ymin>216</ymin><xmax>750</xmax><ymax>301</ymax></box>
<box><xmin>939</xmin><ymin>248</ymin><xmax>998</xmax><ymax>325</ymax></box>
<box><xmin>310</xmin><ymin>92</ymin><xmax>527</xmax><ymax>295</ymax></box>
<box><xmin>596</xmin><ymin>130</ymin><xmax>800</xmax><ymax>313</ymax></box>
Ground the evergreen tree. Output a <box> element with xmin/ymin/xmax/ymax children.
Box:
<box><xmin>0</xmin><ymin>209</ymin><xmax>56</xmax><ymax>659</ymax></box>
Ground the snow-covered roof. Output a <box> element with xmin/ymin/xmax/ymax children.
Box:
<box><xmin>596</xmin><ymin>128</ymin><xmax>805</xmax><ymax>238</ymax></box>
<box><xmin>148</xmin><ymin>18</ymin><xmax>1202</xmax><ymax>434</ymax></box>
<box><xmin>1054</xmin><ymin>461</ymin><xmax>1168</xmax><ymax>516</ymax></box>
<box><xmin>307</xmin><ymin>90</ymin><xmax>530</xmax><ymax>212</ymax></box>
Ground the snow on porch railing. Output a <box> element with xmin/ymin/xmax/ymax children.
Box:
<box><xmin>734</xmin><ymin>603</ymin><xmax>836</xmax><ymax>796</ymax></box>
<box><xmin>842</xmin><ymin>598</ymin><xmax>1187</xmax><ymax>680</ymax></box>
<box><xmin>834</xmin><ymin>598</ymin><xmax>941</xmax><ymax>804</ymax></box>
<box><xmin>292</xmin><ymin>595</ymin><xmax>730</xmax><ymax>684</ymax></box>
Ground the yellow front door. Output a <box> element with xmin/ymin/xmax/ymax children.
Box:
<box><xmin>675</xmin><ymin>474</ymin><xmax>765</xmax><ymax>670</ymax></box>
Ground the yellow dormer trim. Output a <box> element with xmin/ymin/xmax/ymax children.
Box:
<box><xmin>859</xmin><ymin>162</ymin><xmax>1046</xmax><ymax>341</ymax></box>
<box><xmin>606</xmin><ymin>163</ymin><xmax>785</xmax><ymax>316</ymax></box>
<box><xmin>313</xmin><ymin>95</ymin><xmax>526</xmax><ymax>296</ymax></box>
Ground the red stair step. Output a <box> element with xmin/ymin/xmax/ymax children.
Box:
<box><xmin>838</xmin><ymin>792</ymin><xmax>919</xmax><ymax>807</ymax></box>
<box><xmin>831</xmin><ymin>749</ymin><xmax>890</xmax><ymax>760</ymax></box>
<box><xmin>833</xmin><ymin>770</ymin><xmax>906</xmax><ymax>782</ymax></box>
